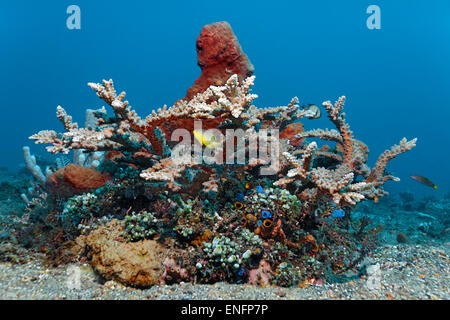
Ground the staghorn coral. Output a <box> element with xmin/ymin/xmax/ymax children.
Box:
<box><xmin>370</xmin><ymin>137</ymin><xmax>418</xmax><ymax>184</ymax></box>
<box><xmin>140</xmin><ymin>156</ymin><xmax>188</xmax><ymax>191</ymax></box>
<box><xmin>274</xmin><ymin>141</ymin><xmax>317</xmax><ymax>187</ymax></box>
<box><xmin>25</xmin><ymin>78</ymin><xmax>417</xmax><ymax>287</ymax></box>
<box><xmin>30</xmin><ymin>74</ymin><xmax>312</xmax><ymax>192</ymax></box>
<box><xmin>276</xmin><ymin>96</ymin><xmax>417</xmax><ymax>207</ymax></box>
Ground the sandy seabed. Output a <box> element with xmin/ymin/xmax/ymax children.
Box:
<box><xmin>0</xmin><ymin>242</ymin><xmax>448</xmax><ymax>300</ymax></box>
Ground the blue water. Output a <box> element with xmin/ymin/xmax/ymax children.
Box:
<box><xmin>2</xmin><ymin>0</ymin><xmax>449</xmax><ymax>197</ymax></box>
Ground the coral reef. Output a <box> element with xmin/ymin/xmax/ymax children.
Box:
<box><xmin>276</xmin><ymin>97</ymin><xmax>417</xmax><ymax>209</ymax></box>
<box><xmin>7</xmin><ymin>22</ymin><xmax>420</xmax><ymax>288</ymax></box>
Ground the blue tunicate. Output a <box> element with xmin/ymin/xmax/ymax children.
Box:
<box><xmin>238</xmin><ymin>267</ymin><xmax>245</xmax><ymax>277</ymax></box>
<box><xmin>236</xmin><ymin>192</ymin><xmax>244</xmax><ymax>202</ymax></box>
<box><xmin>261</xmin><ymin>210</ymin><xmax>272</xmax><ymax>219</ymax></box>
<box><xmin>331</xmin><ymin>209</ymin><xmax>345</xmax><ymax>218</ymax></box>
<box><xmin>255</xmin><ymin>185</ymin><xmax>264</xmax><ymax>193</ymax></box>
<box><xmin>0</xmin><ymin>231</ymin><xmax>9</xmax><ymax>239</ymax></box>
<box><xmin>257</xmin><ymin>219</ymin><xmax>263</xmax><ymax>226</ymax></box>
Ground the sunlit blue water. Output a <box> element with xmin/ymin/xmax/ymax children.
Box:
<box><xmin>2</xmin><ymin>0</ymin><xmax>449</xmax><ymax>197</ymax></box>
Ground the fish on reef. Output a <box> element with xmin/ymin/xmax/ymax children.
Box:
<box><xmin>410</xmin><ymin>175</ymin><xmax>437</xmax><ymax>189</ymax></box>
<box><xmin>193</xmin><ymin>130</ymin><xmax>220</xmax><ymax>149</ymax></box>
<box><xmin>302</xmin><ymin>104</ymin><xmax>321</xmax><ymax>119</ymax></box>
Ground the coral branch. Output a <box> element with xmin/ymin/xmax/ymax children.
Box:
<box><xmin>295</xmin><ymin>128</ymin><xmax>343</xmax><ymax>143</ymax></box>
<box><xmin>372</xmin><ymin>137</ymin><xmax>417</xmax><ymax>183</ymax></box>
<box><xmin>274</xmin><ymin>142</ymin><xmax>316</xmax><ymax>187</ymax></box>
<box><xmin>276</xmin><ymin>96</ymin><xmax>417</xmax><ymax>207</ymax></box>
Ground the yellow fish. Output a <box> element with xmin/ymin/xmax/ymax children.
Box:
<box><xmin>193</xmin><ymin>130</ymin><xmax>219</xmax><ymax>149</ymax></box>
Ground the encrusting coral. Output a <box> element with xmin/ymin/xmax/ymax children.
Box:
<box><xmin>20</xmin><ymin>21</ymin><xmax>418</xmax><ymax>288</ymax></box>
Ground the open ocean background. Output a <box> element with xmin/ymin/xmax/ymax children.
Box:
<box><xmin>1</xmin><ymin>0</ymin><xmax>449</xmax><ymax>198</ymax></box>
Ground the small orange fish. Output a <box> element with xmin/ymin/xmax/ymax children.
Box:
<box><xmin>410</xmin><ymin>175</ymin><xmax>437</xmax><ymax>189</ymax></box>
